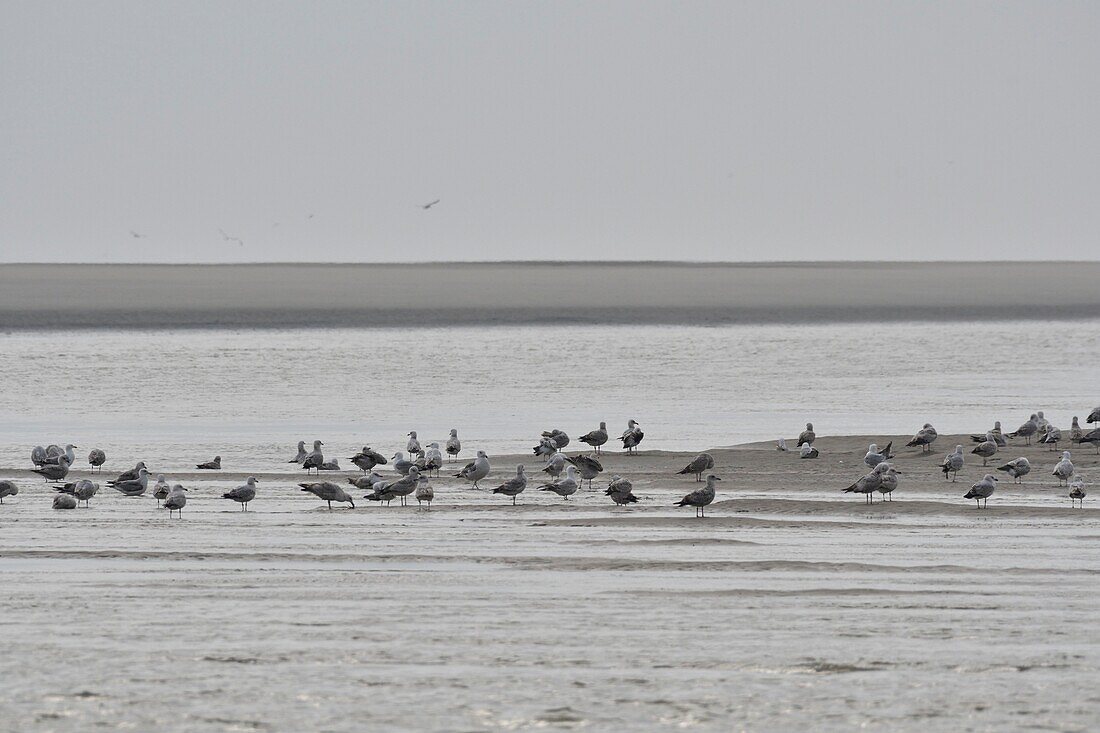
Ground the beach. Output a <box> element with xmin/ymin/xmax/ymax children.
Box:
<box><xmin>2</xmin><ymin>433</ymin><xmax>1098</xmax><ymax>731</ymax></box>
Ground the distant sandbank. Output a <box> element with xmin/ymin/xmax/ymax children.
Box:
<box><xmin>2</xmin><ymin>261</ymin><xmax>1099</xmax><ymax>329</ymax></box>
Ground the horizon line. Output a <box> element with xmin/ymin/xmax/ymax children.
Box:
<box><xmin>3</xmin><ymin>259</ymin><xmax>1100</xmax><ymax>267</ymax></box>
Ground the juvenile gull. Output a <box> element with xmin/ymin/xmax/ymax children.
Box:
<box><xmin>579</xmin><ymin>422</ymin><xmax>609</xmax><ymax>454</ymax></box>
<box><xmin>971</xmin><ymin>434</ymin><xmax>998</xmax><ymax>466</ymax></box>
<box><xmin>415</xmin><ymin>475</ymin><xmax>434</xmax><ymax>509</ymax></box>
<box><xmin>1070</xmin><ymin>417</ymin><xmax>1083</xmax><ymax>442</ymax></box>
<box><xmin>605</xmin><ymin>475</ymin><xmax>638</xmax><ymax>505</ymax></box>
<box><xmin>996</xmin><ymin>457</ymin><xmax>1031</xmax><ymax>484</ymax></box>
<box><xmin>302</xmin><ymin>440</ymin><xmax>325</xmax><ymax>474</ymax></box>
<box><xmin>87</xmin><ymin>448</ymin><xmax>106</xmax><ymax>472</ymax></box>
<box><xmin>972</xmin><ymin>421</ymin><xmax>1007</xmax><ymax>446</ymax></box>
<box><xmin>1008</xmin><ymin>414</ymin><xmax>1039</xmax><ymax>445</ymax></box>
<box><xmin>542</xmin><ymin>429</ymin><xmax>570</xmax><ymax>450</ymax></box>
<box><xmin>677</xmin><ymin>453</ymin><xmax>714</xmax><ymax>482</ymax></box>
<box><xmin>349</xmin><ymin>446</ymin><xmax>387</xmax><ymax>473</ymax></box>
<box><xmin>112</xmin><ymin>468</ymin><xmax>150</xmax><ymax>496</ymax></box>
<box><xmin>1073</xmin><ymin>428</ymin><xmax>1100</xmax><ymax>454</ymax></box>
<box><xmin>1089</xmin><ymin>407</ymin><xmax>1100</xmax><ymax>425</ymax></box>
<box><xmin>964</xmin><ymin>475</ymin><xmax>998</xmax><ymax>508</ymax></box>
<box><xmin>797</xmin><ymin>423</ymin><xmax>816</xmax><ymax>447</ymax></box>
<box><xmin>1039</xmin><ymin>425</ymin><xmax>1063</xmax><ymax>451</ymax></box>
<box><xmin>223</xmin><ymin>477</ymin><xmax>258</xmax><ymax>510</ymax></box>
<box><xmin>800</xmin><ymin>443</ymin><xmax>820</xmax><ymax>459</ymax></box>
<box><xmin>164</xmin><ymin>485</ymin><xmax>188</xmax><ymax>518</ymax></box>
<box><xmin>318</xmin><ymin>459</ymin><xmax>341</xmax><ymax>471</ymax></box>
<box><xmin>406</xmin><ymin>431</ymin><xmax>423</xmax><ymax>458</ymax></box>
<box><xmin>492</xmin><ymin>465</ymin><xmax>528</xmax><ymax>505</ymax></box>
<box><xmin>906</xmin><ymin>424</ymin><xmax>938</xmax><ymax>453</ymax></box>
<box><xmin>569</xmin><ymin>454</ymin><xmax>604</xmax><ymax>488</ymax></box>
<box><xmin>864</xmin><ymin>442</ymin><xmax>893</xmax><ymax>469</ymax></box>
<box><xmin>1069</xmin><ymin>477</ymin><xmax>1087</xmax><ymax>507</ymax></box>
<box><xmin>542</xmin><ymin>452</ymin><xmax>566</xmax><ymax>479</ymax></box>
<box><xmin>299</xmin><ymin>481</ymin><xmax>355</xmax><ymax>509</ymax></box>
<box><xmin>675</xmin><ymin>474</ymin><xmax>720</xmax><ymax>517</ymax></box>
<box><xmin>153</xmin><ymin>474</ymin><xmax>170</xmax><ymax>505</ymax></box>
<box><xmin>34</xmin><ymin>457</ymin><xmax>71</xmax><ymax>483</ymax></box>
<box><xmin>109</xmin><ymin>462</ymin><xmax>147</xmax><ymax>485</ymax></box>
<box><xmin>455</xmin><ymin>450</ymin><xmax>490</xmax><ymax>488</ymax></box>
<box><xmin>53</xmin><ymin>493</ymin><xmax>77</xmax><ymax>510</ymax></box>
<box><xmin>1052</xmin><ymin>451</ymin><xmax>1075</xmax><ymax>486</ymax></box>
<box><xmin>57</xmin><ymin>479</ymin><xmax>99</xmax><ymax>507</ymax></box>
<box><xmin>31</xmin><ymin>445</ymin><xmax>47</xmax><ymax>467</ymax></box>
<box><xmin>877</xmin><ymin>466</ymin><xmax>901</xmax><ymax>501</ymax></box>
<box><xmin>289</xmin><ymin>441</ymin><xmax>308</xmax><ymax>463</ymax></box>
<box><xmin>43</xmin><ymin>444</ymin><xmax>77</xmax><ymax>466</ymax></box>
<box><xmin>844</xmin><ymin>463</ymin><xmax>889</xmax><ymax>504</ymax></box>
<box><xmin>621</xmin><ymin>420</ymin><xmax>644</xmax><ymax>454</ymax></box>
<box><xmin>373</xmin><ymin>467</ymin><xmax>420</xmax><ymax>506</ymax></box>
<box><xmin>941</xmin><ymin>445</ymin><xmax>965</xmax><ymax>482</ymax></box>
<box><xmin>196</xmin><ymin>456</ymin><xmax>221</xmax><ymax>470</ymax></box>
<box><xmin>347</xmin><ymin>472</ymin><xmax>386</xmax><ymax>492</ymax></box>
<box><xmin>1036</xmin><ymin>411</ymin><xmax>1051</xmax><ymax>436</ymax></box>
<box><xmin>0</xmin><ymin>481</ymin><xmax>18</xmax><ymax>503</ymax></box>
<box><xmin>445</xmin><ymin>429</ymin><xmax>461</xmax><ymax>462</ymax></box>
<box><xmin>538</xmin><ymin>465</ymin><xmax>579</xmax><ymax>500</ymax></box>
<box><xmin>391</xmin><ymin>452</ymin><xmax>414</xmax><ymax>476</ymax></box>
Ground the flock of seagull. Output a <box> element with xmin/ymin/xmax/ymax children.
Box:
<box><xmin>4</xmin><ymin>409</ymin><xmax>1098</xmax><ymax>517</ymax></box>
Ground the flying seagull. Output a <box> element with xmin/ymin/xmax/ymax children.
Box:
<box><xmin>218</xmin><ymin>228</ymin><xmax>244</xmax><ymax>247</ymax></box>
<box><xmin>419</xmin><ymin>199</ymin><xmax>440</xmax><ymax>210</ymax></box>
<box><xmin>129</xmin><ymin>230</ymin><xmax>146</xmax><ymax>239</ymax></box>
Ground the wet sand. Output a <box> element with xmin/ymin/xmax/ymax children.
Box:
<box><xmin>4</xmin><ymin>261</ymin><xmax>1100</xmax><ymax>328</ymax></box>
<box><xmin>1</xmin><ymin>433</ymin><xmax>1099</xmax><ymax>730</ymax></box>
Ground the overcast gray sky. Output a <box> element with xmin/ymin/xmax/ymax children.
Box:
<box><xmin>2</xmin><ymin>1</ymin><xmax>1098</xmax><ymax>263</ymax></box>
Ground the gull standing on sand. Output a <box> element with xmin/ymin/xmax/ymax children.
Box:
<box><xmin>349</xmin><ymin>446</ymin><xmax>387</xmax><ymax>473</ymax></box>
<box><xmin>972</xmin><ymin>422</ymin><xmax>1006</xmax><ymax>446</ymax></box>
<box><xmin>996</xmin><ymin>457</ymin><xmax>1031</xmax><ymax>484</ymax></box>
<box><xmin>391</xmin><ymin>452</ymin><xmax>414</xmax><ymax>476</ymax></box>
<box><xmin>621</xmin><ymin>420</ymin><xmax>644</xmax><ymax>454</ymax></box>
<box><xmin>492</xmin><ymin>465</ymin><xmax>528</xmax><ymax>505</ymax></box>
<box><xmin>87</xmin><ymin>448</ymin><xmax>106</xmax><ymax>472</ymax></box>
<box><xmin>776</xmin><ymin>437</ymin><xmax>788</xmax><ymax>451</ymax></box>
<box><xmin>569</xmin><ymin>454</ymin><xmax>604</xmax><ymax>488</ymax></box>
<box><xmin>31</xmin><ymin>445</ymin><xmax>48</xmax><ymax>467</ymax></box>
<box><xmin>318</xmin><ymin>458</ymin><xmax>341</xmax><ymax>471</ymax></box>
<box><xmin>605</xmin><ymin>475</ymin><xmax>638</xmax><ymax>505</ymax></box>
<box><xmin>964</xmin><ymin>475</ymin><xmax>998</xmax><ymax>508</ymax></box>
<box><xmin>109</xmin><ymin>462</ymin><xmax>148</xmax><ymax>484</ymax></box>
<box><xmin>542</xmin><ymin>452</ymin><xmax>566</xmax><ymax>479</ymax></box>
<box><xmin>417</xmin><ymin>443</ymin><xmax>444</xmax><ymax>476</ymax></box>
<box><xmin>971</xmin><ymin>433</ymin><xmax>998</xmax><ymax>466</ymax></box>
<box><xmin>455</xmin><ymin>450</ymin><xmax>491</xmax><ymax>488</ymax></box>
<box><xmin>844</xmin><ymin>463</ymin><xmax>889</xmax><ymax>504</ymax></box>
<box><xmin>579</xmin><ymin>422</ymin><xmax>609</xmax><ymax>454</ymax></box>
<box><xmin>1069</xmin><ymin>477</ymin><xmax>1087</xmax><ymax>507</ymax></box>
<box><xmin>57</xmin><ymin>479</ymin><xmax>99</xmax><ymax>507</ymax></box>
<box><xmin>406</xmin><ymin>431</ymin><xmax>422</xmax><ymax>458</ymax></box>
<box><xmin>538</xmin><ymin>465</ymin><xmax>579</xmax><ymax>500</ymax></box>
<box><xmin>677</xmin><ymin>453</ymin><xmax>714</xmax><ymax>482</ymax></box>
<box><xmin>299</xmin><ymin>481</ymin><xmax>355</xmax><ymax>509</ymax></box>
<box><xmin>864</xmin><ymin>442</ymin><xmax>893</xmax><ymax>469</ymax></box>
<box><xmin>0</xmin><ymin>481</ymin><xmax>18</xmax><ymax>503</ymax></box>
<box><xmin>1071</xmin><ymin>417</ymin><xmax>1083</xmax><ymax>442</ymax></box>
<box><xmin>1008</xmin><ymin>414</ymin><xmax>1039</xmax><ymax>445</ymax></box>
<box><xmin>33</xmin><ymin>457</ymin><xmax>71</xmax><ymax>483</ymax></box>
<box><xmin>112</xmin><ymin>468</ymin><xmax>150</xmax><ymax>496</ymax></box>
<box><xmin>445</xmin><ymin>429</ymin><xmax>461</xmax><ymax>462</ymax></box>
<box><xmin>542</xmin><ymin>429</ymin><xmax>570</xmax><ymax>450</ymax></box>
<box><xmin>289</xmin><ymin>441</ymin><xmax>308</xmax><ymax>463</ymax></box>
<box><xmin>675</xmin><ymin>474</ymin><xmax>720</xmax><ymax>517</ymax></box>
<box><xmin>346</xmin><ymin>472</ymin><xmax>386</xmax><ymax>492</ymax></box>
<box><xmin>906</xmin><ymin>424</ymin><xmax>938</xmax><ymax>453</ymax></box>
<box><xmin>533</xmin><ymin>436</ymin><xmax>557</xmax><ymax>457</ymax></box>
<box><xmin>43</xmin><ymin>444</ymin><xmax>77</xmax><ymax>466</ymax></box>
<box><xmin>1073</xmin><ymin>427</ymin><xmax>1100</xmax><ymax>454</ymax></box>
<box><xmin>196</xmin><ymin>456</ymin><xmax>221</xmax><ymax>470</ymax></box>
<box><xmin>1036</xmin><ymin>411</ymin><xmax>1051</xmax><ymax>436</ymax></box>
<box><xmin>53</xmin><ymin>493</ymin><xmax>77</xmax><ymax>510</ymax></box>
<box><xmin>1039</xmin><ymin>424</ymin><xmax>1063</xmax><ymax>451</ymax></box>
<box><xmin>1052</xmin><ymin>451</ymin><xmax>1075</xmax><ymax>486</ymax></box>
<box><xmin>302</xmin><ymin>440</ymin><xmax>324</xmax><ymax>474</ymax></box>
<box><xmin>153</xmin><ymin>474</ymin><xmax>170</xmax><ymax>505</ymax></box>
<box><xmin>223</xmin><ymin>477</ymin><xmax>258</xmax><ymax>510</ymax></box>
<box><xmin>415</xmin><ymin>475</ymin><xmax>434</xmax><ymax>509</ymax></box>
<box><xmin>375</xmin><ymin>467</ymin><xmax>421</xmax><ymax>506</ymax></box>
<box><xmin>877</xmin><ymin>466</ymin><xmax>901</xmax><ymax>501</ymax></box>
<box><xmin>164</xmin><ymin>485</ymin><xmax>187</xmax><ymax>518</ymax></box>
<box><xmin>800</xmin><ymin>443</ymin><xmax>819</xmax><ymax>459</ymax></box>
<box><xmin>797</xmin><ymin>423</ymin><xmax>816</xmax><ymax>447</ymax></box>
<box><xmin>941</xmin><ymin>445</ymin><xmax>965</xmax><ymax>481</ymax></box>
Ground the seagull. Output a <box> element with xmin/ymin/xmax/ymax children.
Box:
<box><xmin>568</xmin><ymin>454</ymin><xmax>604</xmax><ymax>488</ymax></box>
<box><xmin>492</xmin><ymin>465</ymin><xmax>528</xmax><ymax>505</ymax></box>
<box><xmin>445</xmin><ymin>429</ymin><xmax>461</xmax><ymax>462</ymax></box>
<box><xmin>218</xmin><ymin>228</ymin><xmax>244</xmax><ymax>247</ymax></box>
<box><xmin>223</xmin><ymin>477</ymin><xmax>258</xmax><ymax>511</ymax></box>
<box><xmin>420</xmin><ymin>442</ymin><xmax>444</xmax><ymax>476</ymax></box>
<box><xmin>800</xmin><ymin>443</ymin><xmax>819</xmax><ymax>459</ymax></box>
<box><xmin>109</xmin><ymin>462</ymin><xmax>147</xmax><ymax>485</ymax></box>
<box><xmin>542</xmin><ymin>429</ymin><xmax>570</xmax><ymax>450</ymax></box>
<box><xmin>349</xmin><ymin>446</ymin><xmax>388</xmax><ymax>473</ymax></box>
<box><xmin>1039</xmin><ymin>425</ymin><xmax>1063</xmax><ymax>451</ymax></box>
<box><xmin>164</xmin><ymin>485</ymin><xmax>188</xmax><ymax>518</ymax></box>
<box><xmin>1073</xmin><ymin>427</ymin><xmax>1100</xmax><ymax>454</ymax></box>
<box><xmin>941</xmin><ymin>445</ymin><xmax>965</xmax><ymax>481</ymax></box>
<box><xmin>533</xmin><ymin>437</ymin><xmax>557</xmax><ymax>457</ymax></box>
<box><xmin>996</xmin><ymin>457</ymin><xmax>1031</xmax><ymax>484</ymax></box>
<box><xmin>129</xmin><ymin>230</ymin><xmax>146</xmax><ymax>239</ymax></box>
<box><xmin>542</xmin><ymin>452</ymin><xmax>566</xmax><ymax>479</ymax></box>
<box><xmin>1070</xmin><ymin>417</ymin><xmax>1083</xmax><ymax>442</ymax></box>
<box><xmin>539</xmin><ymin>466</ymin><xmax>579</xmax><ymax>500</ymax></box>
<box><xmin>407</xmin><ymin>431</ymin><xmax>423</xmax><ymax>458</ymax></box>
<box><xmin>605</xmin><ymin>475</ymin><xmax>638</xmax><ymax>506</ymax></box>
<box><xmin>776</xmin><ymin>437</ymin><xmax>788</xmax><ymax>452</ymax></box>
<box><xmin>33</xmin><ymin>457</ymin><xmax>71</xmax><ymax>483</ymax></box>
<box><xmin>43</xmin><ymin>444</ymin><xmax>77</xmax><ymax>466</ymax></box>
<box><xmin>877</xmin><ymin>466</ymin><xmax>901</xmax><ymax>501</ymax></box>
<box><xmin>299</xmin><ymin>481</ymin><xmax>355</xmax><ymax>509</ymax></box>
<box><xmin>677</xmin><ymin>453</ymin><xmax>714</xmax><ymax>482</ymax></box>
<box><xmin>112</xmin><ymin>468</ymin><xmax>150</xmax><ymax>496</ymax></box>
<box><xmin>57</xmin><ymin>479</ymin><xmax>99</xmax><ymax>507</ymax></box>
<box><xmin>906</xmin><ymin>424</ymin><xmax>938</xmax><ymax>453</ymax></box>
<box><xmin>675</xmin><ymin>474</ymin><xmax>720</xmax><ymax>517</ymax></box>
<box><xmin>797</xmin><ymin>422</ymin><xmax>816</xmax><ymax>447</ymax></box>
<box><xmin>964</xmin><ymin>475</ymin><xmax>998</xmax><ymax>508</ymax></box>
<box><xmin>153</xmin><ymin>474</ymin><xmax>170</xmax><ymax>505</ymax></box>
<box><xmin>53</xmin><ymin>493</ymin><xmax>77</xmax><ymax>510</ymax></box>
<box><xmin>455</xmin><ymin>451</ymin><xmax>490</xmax><ymax>488</ymax></box>
<box><xmin>289</xmin><ymin>441</ymin><xmax>308</xmax><ymax>463</ymax></box>
<box><xmin>864</xmin><ymin>442</ymin><xmax>893</xmax><ymax>469</ymax></box>
<box><xmin>1088</xmin><ymin>407</ymin><xmax>1100</xmax><ymax>425</ymax></box>
<box><xmin>87</xmin><ymin>448</ymin><xmax>106</xmax><ymax>472</ymax></box>
<box><xmin>30</xmin><ymin>446</ymin><xmax>47</xmax><ymax>467</ymax></box>
<box><xmin>972</xmin><ymin>421</ymin><xmax>1007</xmax><ymax>446</ymax></box>
<box><xmin>844</xmin><ymin>463</ymin><xmax>889</xmax><ymax>504</ymax></box>
<box><xmin>419</xmin><ymin>199</ymin><xmax>440</xmax><ymax>210</ymax></box>
<box><xmin>0</xmin><ymin>481</ymin><xmax>18</xmax><ymax>503</ymax></box>
<box><xmin>1052</xmin><ymin>451</ymin><xmax>1075</xmax><ymax>486</ymax></box>
<box><xmin>302</xmin><ymin>440</ymin><xmax>324</xmax><ymax>474</ymax></box>
<box><xmin>971</xmin><ymin>434</ymin><xmax>998</xmax><ymax>466</ymax></box>
<box><xmin>621</xmin><ymin>420</ymin><xmax>644</xmax><ymax>454</ymax></box>
<box><xmin>318</xmin><ymin>458</ymin><xmax>341</xmax><ymax>471</ymax></box>
<box><xmin>415</xmin><ymin>475</ymin><xmax>434</xmax><ymax>509</ymax></box>
<box><xmin>391</xmin><ymin>452</ymin><xmax>414</xmax><ymax>476</ymax></box>
<box><xmin>1036</xmin><ymin>411</ymin><xmax>1051</xmax><ymax>436</ymax></box>
<box><xmin>372</xmin><ymin>467</ymin><xmax>420</xmax><ymax>506</ymax></box>
<box><xmin>346</xmin><ymin>472</ymin><xmax>386</xmax><ymax>492</ymax></box>
<box><xmin>579</xmin><ymin>422</ymin><xmax>609</xmax><ymax>454</ymax></box>
<box><xmin>196</xmin><ymin>455</ymin><xmax>221</xmax><ymax>470</ymax></box>
<box><xmin>1069</xmin><ymin>476</ymin><xmax>1087</xmax><ymax>507</ymax></box>
<box><xmin>1008</xmin><ymin>414</ymin><xmax>1039</xmax><ymax>445</ymax></box>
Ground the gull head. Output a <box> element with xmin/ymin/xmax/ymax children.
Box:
<box><xmin>868</xmin><ymin>443</ymin><xmax>878</xmax><ymax>453</ymax></box>
<box><xmin>1063</xmin><ymin>451</ymin><xmax>1072</xmax><ymax>459</ymax></box>
<box><xmin>408</xmin><ymin>431</ymin><xmax>417</xmax><ymax>438</ymax></box>
<box><xmin>313</xmin><ymin>440</ymin><xmax>323</xmax><ymax>449</ymax></box>
<box><xmin>516</xmin><ymin>464</ymin><xmax>525</xmax><ymax>475</ymax></box>
<box><xmin>476</xmin><ymin>450</ymin><xmax>487</xmax><ymax>458</ymax></box>
<box><xmin>449</xmin><ymin>429</ymin><xmax>458</xmax><ymax>436</ymax></box>
<box><xmin>246</xmin><ymin>476</ymin><xmax>258</xmax><ymax>485</ymax></box>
